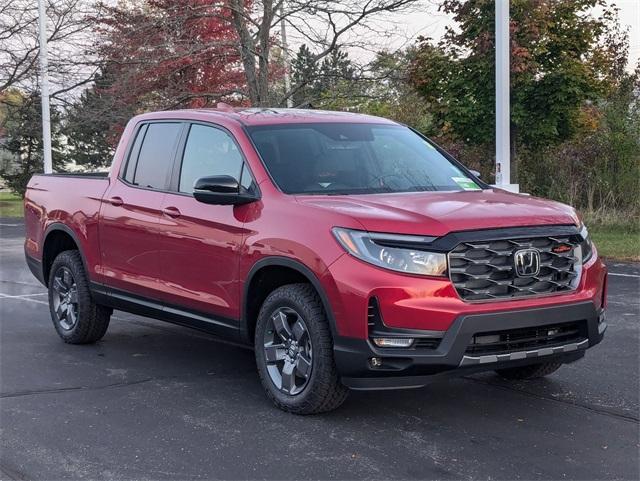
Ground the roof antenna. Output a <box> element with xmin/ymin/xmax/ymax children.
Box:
<box><xmin>216</xmin><ymin>102</ymin><xmax>234</xmax><ymax>112</ymax></box>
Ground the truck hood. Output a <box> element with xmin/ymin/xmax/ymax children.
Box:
<box><xmin>296</xmin><ymin>189</ymin><xmax>579</xmax><ymax>237</ymax></box>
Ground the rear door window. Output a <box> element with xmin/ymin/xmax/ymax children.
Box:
<box><xmin>131</xmin><ymin>123</ymin><xmax>182</xmax><ymax>189</ymax></box>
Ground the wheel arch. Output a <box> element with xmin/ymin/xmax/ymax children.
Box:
<box><xmin>241</xmin><ymin>257</ymin><xmax>338</xmax><ymax>344</ymax></box>
<box><xmin>42</xmin><ymin>224</ymin><xmax>88</xmax><ymax>284</ymax></box>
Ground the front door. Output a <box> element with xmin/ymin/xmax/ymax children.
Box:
<box><xmin>156</xmin><ymin>123</ymin><xmax>255</xmax><ymax>322</ymax></box>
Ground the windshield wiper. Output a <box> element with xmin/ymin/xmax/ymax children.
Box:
<box><xmin>411</xmin><ymin>185</ymin><xmax>436</xmax><ymax>192</ymax></box>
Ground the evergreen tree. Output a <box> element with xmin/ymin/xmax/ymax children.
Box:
<box><xmin>0</xmin><ymin>92</ymin><xmax>63</xmax><ymax>196</ymax></box>
<box><xmin>291</xmin><ymin>45</ymin><xmax>356</xmax><ymax>107</ymax></box>
<box><xmin>63</xmin><ymin>66</ymin><xmax>134</xmax><ymax>169</ymax></box>
<box><xmin>318</xmin><ymin>49</ymin><xmax>355</xmax><ymax>92</ymax></box>
<box><xmin>291</xmin><ymin>45</ymin><xmax>320</xmax><ymax>106</ymax></box>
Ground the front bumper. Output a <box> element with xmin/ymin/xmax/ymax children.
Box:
<box><xmin>335</xmin><ymin>300</ymin><xmax>606</xmax><ymax>390</ymax></box>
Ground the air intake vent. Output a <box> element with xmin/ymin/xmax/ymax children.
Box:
<box><xmin>367</xmin><ymin>298</ymin><xmax>379</xmax><ymax>330</ymax></box>
<box><xmin>413</xmin><ymin>338</ymin><xmax>442</xmax><ymax>349</ymax></box>
<box><xmin>465</xmin><ymin>321</ymin><xmax>587</xmax><ymax>356</ymax></box>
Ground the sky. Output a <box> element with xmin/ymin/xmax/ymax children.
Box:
<box><xmin>339</xmin><ymin>0</ymin><xmax>640</xmax><ymax>71</ymax></box>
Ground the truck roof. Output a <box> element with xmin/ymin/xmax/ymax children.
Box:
<box><xmin>133</xmin><ymin>108</ymin><xmax>398</xmax><ymax>127</ymax></box>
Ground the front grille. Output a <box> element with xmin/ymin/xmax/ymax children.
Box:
<box><xmin>466</xmin><ymin>321</ymin><xmax>587</xmax><ymax>356</ymax></box>
<box><xmin>449</xmin><ymin>235</ymin><xmax>580</xmax><ymax>301</ymax></box>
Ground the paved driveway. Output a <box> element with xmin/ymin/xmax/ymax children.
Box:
<box><xmin>1</xmin><ymin>218</ymin><xmax>638</xmax><ymax>480</ymax></box>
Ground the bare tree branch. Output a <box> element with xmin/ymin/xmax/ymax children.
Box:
<box><xmin>224</xmin><ymin>0</ymin><xmax>423</xmax><ymax>106</ymax></box>
<box><xmin>0</xmin><ymin>0</ymin><xmax>100</xmax><ymax>98</ymax></box>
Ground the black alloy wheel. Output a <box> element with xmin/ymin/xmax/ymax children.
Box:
<box><xmin>51</xmin><ymin>266</ymin><xmax>79</xmax><ymax>331</ymax></box>
<box><xmin>263</xmin><ymin>307</ymin><xmax>313</xmax><ymax>395</ymax></box>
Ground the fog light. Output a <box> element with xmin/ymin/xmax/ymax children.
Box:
<box><xmin>372</xmin><ymin>338</ymin><xmax>414</xmax><ymax>348</ymax></box>
<box><xmin>370</xmin><ymin>357</ymin><xmax>383</xmax><ymax>367</ymax></box>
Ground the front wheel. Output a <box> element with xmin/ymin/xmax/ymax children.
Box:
<box><xmin>48</xmin><ymin>250</ymin><xmax>111</xmax><ymax>344</ymax></box>
<box><xmin>254</xmin><ymin>283</ymin><xmax>348</xmax><ymax>414</ymax></box>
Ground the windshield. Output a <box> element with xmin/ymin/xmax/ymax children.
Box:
<box><xmin>247</xmin><ymin>123</ymin><xmax>482</xmax><ymax>195</ymax></box>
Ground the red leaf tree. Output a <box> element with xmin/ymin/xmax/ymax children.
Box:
<box><xmin>98</xmin><ymin>0</ymin><xmax>247</xmax><ymax>110</ymax></box>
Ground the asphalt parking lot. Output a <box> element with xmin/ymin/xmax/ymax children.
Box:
<box><xmin>1</xmin><ymin>218</ymin><xmax>638</xmax><ymax>480</ymax></box>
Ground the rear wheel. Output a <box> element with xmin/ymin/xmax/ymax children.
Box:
<box><xmin>48</xmin><ymin>250</ymin><xmax>111</xmax><ymax>344</ymax></box>
<box><xmin>495</xmin><ymin>361</ymin><xmax>562</xmax><ymax>380</ymax></box>
<box><xmin>254</xmin><ymin>283</ymin><xmax>348</xmax><ymax>414</ymax></box>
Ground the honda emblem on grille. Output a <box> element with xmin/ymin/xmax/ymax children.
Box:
<box><xmin>514</xmin><ymin>248</ymin><xmax>540</xmax><ymax>277</ymax></box>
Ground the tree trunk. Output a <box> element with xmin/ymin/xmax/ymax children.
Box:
<box><xmin>229</xmin><ymin>0</ymin><xmax>260</xmax><ymax>105</ymax></box>
<box><xmin>256</xmin><ymin>0</ymin><xmax>275</xmax><ymax>106</ymax></box>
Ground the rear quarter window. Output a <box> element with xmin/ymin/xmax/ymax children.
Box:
<box><xmin>122</xmin><ymin>124</ymin><xmax>147</xmax><ymax>183</ymax></box>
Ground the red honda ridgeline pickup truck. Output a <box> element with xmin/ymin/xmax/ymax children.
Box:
<box><xmin>25</xmin><ymin>108</ymin><xmax>607</xmax><ymax>414</ymax></box>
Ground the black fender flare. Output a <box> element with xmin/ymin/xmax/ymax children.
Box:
<box><xmin>41</xmin><ymin>223</ymin><xmax>90</xmax><ymax>283</ymax></box>
<box><xmin>241</xmin><ymin>256</ymin><xmax>339</xmax><ymax>343</ymax></box>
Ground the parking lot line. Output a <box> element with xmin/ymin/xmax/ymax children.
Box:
<box><xmin>0</xmin><ymin>292</ymin><xmax>47</xmax><ymax>298</ymax></box>
<box><xmin>0</xmin><ymin>293</ymin><xmax>48</xmax><ymax>305</ymax></box>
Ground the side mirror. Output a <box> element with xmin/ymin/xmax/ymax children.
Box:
<box><xmin>470</xmin><ymin>170</ymin><xmax>481</xmax><ymax>178</ymax></box>
<box><xmin>193</xmin><ymin>175</ymin><xmax>259</xmax><ymax>205</ymax></box>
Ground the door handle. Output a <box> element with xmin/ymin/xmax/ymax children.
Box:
<box><xmin>108</xmin><ymin>196</ymin><xmax>124</xmax><ymax>207</ymax></box>
<box><xmin>162</xmin><ymin>206</ymin><xmax>181</xmax><ymax>218</ymax></box>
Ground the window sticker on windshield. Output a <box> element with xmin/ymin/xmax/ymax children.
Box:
<box><xmin>452</xmin><ymin>177</ymin><xmax>481</xmax><ymax>191</ymax></box>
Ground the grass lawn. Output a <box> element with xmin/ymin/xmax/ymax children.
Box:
<box><xmin>583</xmin><ymin>211</ymin><xmax>639</xmax><ymax>261</ymax></box>
<box><xmin>0</xmin><ymin>192</ymin><xmax>23</xmax><ymax>218</ymax></box>
<box><xmin>589</xmin><ymin>224</ymin><xmax>640</xmax><ymax>262</ymax></box>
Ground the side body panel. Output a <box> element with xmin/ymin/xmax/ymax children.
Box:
<box><xmin>24</xmin><ymin>175</ymin><xmax>110</xmax><ymax>282</ymax></box>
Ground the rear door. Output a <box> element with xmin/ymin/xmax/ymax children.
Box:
<box><xmin>99</xmin><ymin>121</ymin><xmax>184</xmax><ymax>301</ymax></box>
<box><xmin>155</xmin><ymin>122</ymin><xmax>256</xmax><ymax>323</ymax></box>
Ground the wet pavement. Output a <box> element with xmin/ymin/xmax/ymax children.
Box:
<box><xmin>1</xmin><ymin>218</ymin><xmax>638</xmax><ymax>480</ymax></box>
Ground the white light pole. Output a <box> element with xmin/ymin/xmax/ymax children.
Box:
<box><xmin>495</xmin><ymin>0</ymin><xmax>518</xmax><ymax>192</ymax></box>
<box><xmin>37</xmin><ymin>0</ymin><xmax>53</xmax><ymax>174</ymax></box>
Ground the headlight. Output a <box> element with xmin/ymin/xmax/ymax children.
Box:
<box><xmin>332</xmin><ymin>227</ymin><xmax>447</xmax><ymax>276</ymax></box>
<box><xmin>579</xmin><ymin>224</ymin><xmax>593</xmax><ymax>263</ymax></box>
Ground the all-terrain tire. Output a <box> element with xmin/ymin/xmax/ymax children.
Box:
<box><xmin>495</xmin><ymin>361</ymin><xmax>562</xmax><ymax>380</ymax></box>
<box><xmin>254</xmin><ymin>283</ymin><xmax>349</xmax><ymax>414</ymax></box>
<box><xmin>48</xmin><ymin>250</ymin><xmax>111</xmax><ymax>344</ymax></box>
